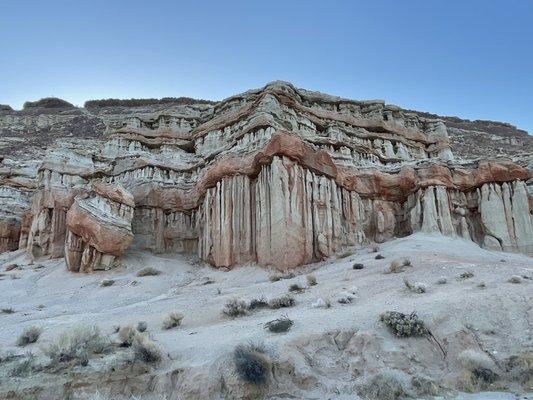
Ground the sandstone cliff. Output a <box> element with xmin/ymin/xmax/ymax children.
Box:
<box><xmin>1</xmin><ymin>82</ymin><xmax>531</xmax><ymax>270</ymax></box>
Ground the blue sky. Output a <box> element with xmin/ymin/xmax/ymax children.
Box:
<box><xmin>1</xmin><ymin>0</ymin><xmax>532</xmax><ymax>132</ymax></box>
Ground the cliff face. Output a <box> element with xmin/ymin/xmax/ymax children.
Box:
<box><xmin>1</xmin><ymin>82</ymin><xmax>531</xmax><ymax>270</ymax></box>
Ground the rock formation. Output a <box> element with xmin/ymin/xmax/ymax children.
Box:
<box><xmin>0</xmin><ymin>82</ymin><xmax>531</xmax><ymax>271</ymax></box>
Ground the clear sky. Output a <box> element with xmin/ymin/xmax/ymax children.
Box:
<box><xmin>1</xmin><ymin>0</ymin><xmax>532</xmax><ymax>132</ymax></box>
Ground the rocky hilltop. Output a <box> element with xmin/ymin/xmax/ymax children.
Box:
<box><xmin>1</xmin><ymin>81</ymin><xmax>532</xmax><ymax>270</ymax></box>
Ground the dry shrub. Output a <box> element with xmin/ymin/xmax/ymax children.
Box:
<box><xmin>248</xmin><ymin>297</ymin><xmax>269</xmax><ymax>311</ymax></box>
<box><xmin>508</xmin><ymin>275</ymin><xmax>522</xmax><ymax>284</ymax></box>
<box><xmin>460</xmin><ymin>271</ymin><xmax>474</xmax><ymax>279</ymax></box>
<box><xmin>162</xmin><ymin>312</ymin><xmax>184</xmax><ymax>329</ymax></box>
<box><xmin>100</xmin><ymin>279</ymin><xmax>115</xmax><ymax>287</ymax></box>
<box><xmin>1</xmin><ymin>307</ymin><xmax>14</xmax><ymax>314</ymax></box>
<box><xmin>44</xmin><ymin>325</ymin><xmax>109</xmax><ymax>364</ymax></box>
<box><xmin>306</xmin><ymin>274</ymin><xmax>317</xmax><ymax>286</ymax></box>
<box><xmin>288</xmin><ymin>283</ymin><xmax>304</xmax><ymax>293</ymax></box>
<box><xmin>9</xmin><ymin>351</ymin><xmax>40</xmax><ymax>377</ymax></box>
<box><xmin>118</xmin><ymin>325</ymin><xmax>137</xmax><ymax>347</ymax></box>
<box><xmin>387</xmin><ymin>258</ymin><xmax>411</xmax><ymax>274</ymax></box>
<box><xmin>403</xmin><ymin>278</ymin><xmax>427</xmax><ymax>294</ymax></box>
<box><xmin>264</xmin><ymin>316</ymin><xmax>293</xmax><ymax>333</ymax></box>
<box><xmin>436</xmin><ymin>277</ymin><xmax>447</xmax><ymax>285</ymax></box>
<box><xmin>136</xmin><ymin>267</ymin><xmax>161</xmax><ymax>277</ymax></box>
<box><xmin>234</xmin><ymin>343</ymin><xmax>271</xmax><ymax>385</ymax></box>
<box><xmin>361</xmin><ymin>371</ymin><xmax>406</xmax><ymax>400</ymax></box>
<box><xmin>16</xmin><ymin>326</ymin><xmax>42</xmax><ymax>346</ymax></box>
<box><xmin>268</xmin><ymin>295</ymin><xmax>295</xmax><ymax>309</ymax></box>
<box><xmin>380</xmin><ymin>311</ymin><xmax>428</xmax><ymax>337</ymax></box>
<box><xmin>132</xmin><ymin>334</ymin><xmax>162</xmax><ymax>363</ymax></box>
<box><xmin>223</xmin><ymin>298</ymin><xmax>248</xmax><ymax>317</ymax></box>
<box><xmin>137</xmin><ymin>321</ymin><xmax>147</xmax><ymax>332</ymax></box>
<box><xmin>312</xmin><ymin>298</ymin><xmax>331</xmax><ymax>308</ymax></box>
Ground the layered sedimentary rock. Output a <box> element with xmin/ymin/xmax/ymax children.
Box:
<box><xmin>65</xmin><ymin>182</ymin><xmax>134</xmax><ymax>272</ymax></box>
<box><xmin>0</xmin><ymin>82</ymin><xmax>531</xmax><ymax>270</ymax></box>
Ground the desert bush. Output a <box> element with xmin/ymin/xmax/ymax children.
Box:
<box><xmin>411</xmin><ymin>375</ymin><xmax>439</xmax><ymax>396</ymax></box>
<box><xmin>132</xmin><ymin>334</ymin><xmax>162</xmax><ymax>363</ymax></box>
<box><xmin>506</xmin><ymin>352</ymin><xmax>533</xmax><ymax>387</ymax></box>
<box><xmin>508</xmin><ymin>275</ymin><xmax>522</xmax><ymax>284</ymax></box>
<box><xmin>288</xmin><ymin>283</ymin><xmax>304</xmax><ymax>293</ymax></box>
<box><xmin>336</xmin><ymin>291</ymin><xmax>356</xmax><ymax>304</ymax></box>
<box><xmin>306</xmin><ymin>274</ymin><xmax>317</xmax><ymax>286</ymax></box>
<box><xmin>403</xmin><ymin>278</ymin><xmax>427</xmax><ymax>294</ymax></box>
<box><xmin>136</xmin><ymin>267</ymin><xmax>161</xmax><ymax>277</ymax></box>
<box><xmin>264</xmin><ymin>316</ymin><xmax>293</xmax><ymax>333</ymax></box>
<box><xmin>352</xmin><ymin>263</ymin><xmax>364</xmax><ymax>270</ymax></box>
<box><xmin>1</xmin><ymin>307</ymin><xmax>14</xmax><ymax>314</ymax></box>
<box><xmin>223</xmin><ymin>298</ymin><xmax>248</xmax><ymax>317</ymax></box>
<box><xmin>100</xmin><ymin>279</ymin><xmax>115</xmax><ymax>287</ymax></box>
<box><xmin>268</xmin><ymin>295</ymin><xmax>295</xmax><ymax>309</ymax></box>
<box><xmin>44</xmin><ymin>325</ymin><xmax>109</xmax><ymax>364</ymax></box>
<box><xmin>248</xmin><ymin>297</ymin><xmax>269</xmax><ymax>311</ymax></box>
<box><xmin>162</xmin><ymin>312</ymin><xmax>184</xmax><ymax>329</ymax></box>
<box><xmin>16</xmin><ymin>326</ymin><xmax>42</xmax><ymax>346</ymax></box>
<box><xmin>137</xmin><ymin>321</ymin><xmax>147</xmax><ymax>332</ymax></box>
<box><xmin>234</xmin><ymin>343</ymin><xmax>270</xmax><ymax>385</ymax></box>
<box><xmin>460</xmin><ymin>271</ymin><xmax>474</xmax><ymax>279</ymax></box>
<box><xmin>9</xmin><ymin>352</ymin><xmax>40</xmax><ymax>377</ymax></box>
<box><xmin>387</xmin><ymin>258</ymin><xmax>411</xmax><ymax>273</ymax></box>
<box><xmin>118</xmin><ymin>325</ymin><xmax>137</xmax><ymax>347</ymax></box>
<box><xmin>380</xmin><ymin>311</ymin><xmax>428</xmax><ymax>337</ymax></box>
<box><xmin>361</xmin><ymin>371</ymin><xmax>407</xmax><ymax>400</ymax></box>
<box><xmin>458</xmin><ymin>349</ymin><xmax>499</xmax><ymax>390</ymax></box>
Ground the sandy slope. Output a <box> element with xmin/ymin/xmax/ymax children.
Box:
<box><xmin>0</xmin><ymin>233</ymin><xmax>532</xmax><ymax>399</ymax></box>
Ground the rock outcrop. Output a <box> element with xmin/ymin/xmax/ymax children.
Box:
<box><xmin>0</xmin><ymin>82</ymin><xmax>531</xmax><ymax>271</ymax></box>
<box><xmin>65</xmin><ymin>182</ymin><xmax>134</xmax><ymax>272</ymax></box>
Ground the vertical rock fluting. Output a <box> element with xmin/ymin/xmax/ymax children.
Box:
<box><xmin>199</xmin><ymin>156</ymin><xmax>369</xmax><ymax>269</ymax></box>
<box><xmin>406</xmin><ymin>180</ymin><xmax>532</xmax><ymax>253</ymax></box>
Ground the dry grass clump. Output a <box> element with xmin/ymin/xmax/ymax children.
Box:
<box><xmin>234</xmin><ymin>343</ymin><xmax>271</xmax><ymax>385</ymax></box>
<box><xmin>506</xmin><ymin>352</ymin><xmax>533</xmax><ymax>388</ymax></box>
<box><xmin>44</xmin><ymin>325</ymin><xmax>109</xmax><ymax>364</ymax></box>
<box><xmin>132</xmin><ymin>334</ymin><xmax>162</xmax><ymax>363</ymax></box>
<box><xmin>361</xmin><ymin>371</ymin><xmax>407</xmax><ymax>400</ymax></box>
<box><xmin>162</xmin><ymin>312</ymin><xmax>184</xmax><ymax>329</ymax></box>
<box><xmin>288</xmin><ymin>283</ymin><xmax>305</xmax><ymax>293</ymax></box>
<box><xmin>264</xmin><ymin>316</ymin><xmax>293</xmax><ymax>333</ymax></box>
<box><xmin>268</xmin><ymin>294</ymin><xmax>295</xmax><ymax>309</ymax></box>
<box><xmin>403</xmin><ymin>278</ymin><xmax>427</xmax><ymax>294</ymax></box>
<box><xmin>1</xmin><ymin>307</ymin><xmax>15</xmax><ymax>314</ymax></box>
<box><xmin>9</xmin><ymin>351</ymin><xmax>41</xmax><ymax>377</ymax></box>
<box><xmin>16</xmin><ymin>326</ymin><xmax>42</xmax><ymax>347</ymax></box>
<box><xmin>386</xmin><ymin>258</ymin><xmax>411</xmax><ymax>273</ymax></box>
<box><xmin>306</xmin><ymin>274</ymin><xmax>317</xmax><ymax>286</ymax></box>
<box><xmin>136</xmin><ymin>267</ymin><xmax>161</xmax><ymax>277</ymax></box>
<box><xmin>137</xmin><ymin>321</ymin><xmax>147</xmax><ymax>332</ymax></box>
<box><xmin>411</xmin><ymin>375</ymin><xmax>439</xmax><ymax>396</ymax></box>
<box><xmin>269</xmin><ymin>272</ymin><xmax>295</xmax><ymax>282</ymax></box>
<box><xmin>118</xmin><ymin>325</ymin><xmax>137</xmax><ymax>347</ymax></box>
<box><xmin>458</xmin><ymin>349</ymin><xmax>499</xmax><ymax>390</ymax></box>
<box><xmin>508</xmin><ymin>275</ymin><xmax>522</xmax><ymax>284</ymax></box>
<box><xmin>248</xmin><ymin>297</ymin><xmax>269</xmax><ymax>311</ymax></box>
<box><xmin>223</xmin><ymin>297</ymin><xmax>248</xmax><ymax>317</ymax></box>
<box><xmin>100</xmin><ymin>279</ymin><xmax>115</xmax><ymax>287</ymax></box>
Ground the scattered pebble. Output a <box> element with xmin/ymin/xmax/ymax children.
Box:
<box><xmin>508</xmin><ymin>275</ymin><xmax>522</xmax><ymax>284</ymax></box>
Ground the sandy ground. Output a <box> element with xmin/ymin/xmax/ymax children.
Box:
<box><xmin>0</xmin><ymin>233</ymin><xmax>532</xmax><ymax>399</ymax></box>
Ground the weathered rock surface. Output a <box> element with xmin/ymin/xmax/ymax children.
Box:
<box><xmin>0</xmin><ymin>82</ymin><xmax>531</xmax><ymax>270</ymax></box>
